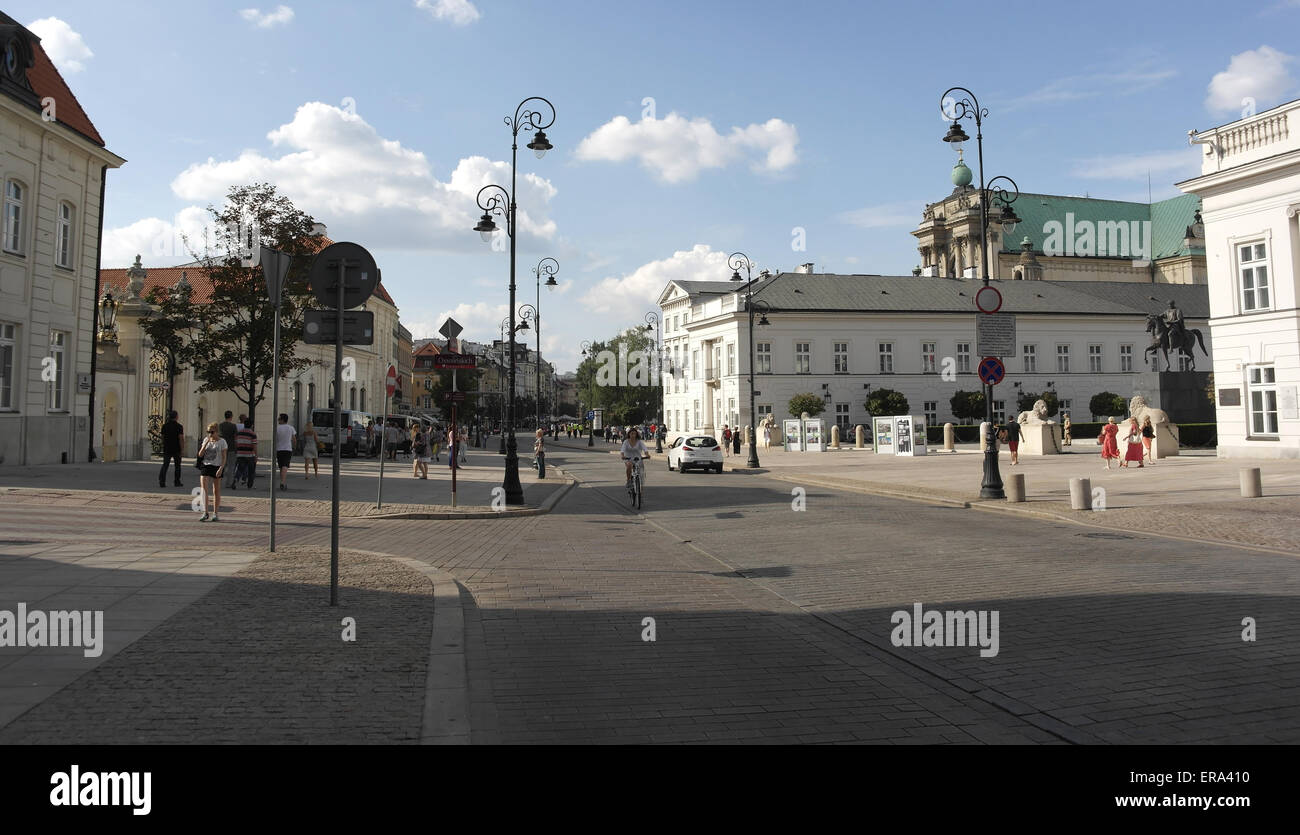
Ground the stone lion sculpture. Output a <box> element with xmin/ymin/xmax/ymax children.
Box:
<box><xmin>1129</xmin><ymin>395</ymin><xmax>1169</xmax><ymax>426</ymax></box>
<box><xmin>1016</xmin><ymin>398</ymin><xmax>1054</xmax><ymax>425</ymax></box>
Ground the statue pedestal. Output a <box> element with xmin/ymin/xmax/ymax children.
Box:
<box><xmin>1131</xmin><ymin>371</ymin><xmax>1213</xmax><ymax>423</ymax></box>
<box><xmin>1017</xmin><ymin>423</ymin><xmax>1062</xmax><ymax>455</ymax></box>
<box><xmin>1152</xmin><ymin>423</ymin><xmax>1180</xmax><ymax>458</ymax></box>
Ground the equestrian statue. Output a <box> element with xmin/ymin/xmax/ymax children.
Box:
<box><xmin>1144</xmin><ymin>301</ymin><xmax>1207</xmax><ymax>372</ymax></box>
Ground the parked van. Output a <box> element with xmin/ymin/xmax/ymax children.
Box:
<box><xmin>310</xmin><ymin>408</ymin><xmax>375</xmax><ymax>457</ymax></box>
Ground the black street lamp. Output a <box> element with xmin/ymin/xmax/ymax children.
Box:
<box><xmin>472</xmin><ymin>96</ymin><xmax>556</xmax><ymax>505</ymax></box>
<box><xmin>532</xmin><ymin>258</ymin><xmax>559</xmax><ymax>432</ymax></box>
<box><xmin>729</xmin><ymin>252</ymin><xmax>771</xmax><ymax>468</ymax></box>
<box><xmin>581</xmin><ymin>339</ymin><xmax>595</xmax><ymax>447</ymax></box>
<box><xmin>641</xmin><ymin>311</ymin><xmax>665</xmax><ymax>452</ymax></box>
<box><xmin>941</xmin><ymin>86</ymin><xmax>1021</xmax><ymax>500</ymax></box>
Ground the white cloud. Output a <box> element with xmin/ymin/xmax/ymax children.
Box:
<box><xmin>838</xmin><ymin>201</ymin><xmax>919</xmax><ymax>229</ymax></box>
<box><xmin>424</xmin><ymin>301</ymin><xmax>509</xmax><ymax>345</ymax></box>
<box><xmin>580</xmin><ymin>245</ymin><xmax>730</xmax><ymax>320</ymax></box>
<box><xmin>1005</xmin><ymin>66</ymin><xmax>1176</xmax><ymax>110</ymax></box>
<box><xmin>239</xmin><ymin>6</ymin><xmax>295</xmax><ymax>28</ymax></box>
<box><xmin>102</xmin><ymin>206</ymin><xmax>224</xmax><ymax>267</ymax></box>
<box><xmin>415</xmin><ymin>0</ymin><xmax>481</xmax><ymax>25</ymax></box>
<box><xmin>1071</xmin><ymin>149</ymin><xmax>1201</xmax><ymax>181</ymax></box>
<box><xmin>160</xmin><ymin>101</ymin><xmax>557</xmax><ymax>253</ymax></box>
<box><xmin>576</xmin><ymin>113</ymin><xmax>799</xmax><ymax>183</ymax></box>
<box><xmin>1205</xmin><ymin>46</ymin><xmax>1296</xmax><ymax>114</ymax></box>
<box><xmin>26</xmin><ymin>17</ymin><xmax>93</xmax><ymax>73</ymax></box>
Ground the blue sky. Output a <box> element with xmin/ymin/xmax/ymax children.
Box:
<box><xmin>19</xmin><ymin>0</ymin><xmax>1300</xmax><ymax>373</ymax></box>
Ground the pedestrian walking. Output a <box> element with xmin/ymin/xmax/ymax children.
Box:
<box><xmin>231</xmin><ymin>418</ymin><xmax>256</xmax><ymax>489</ymax></box>
<box><xmin>275</xmin><ymin>413</ymin><xmax>296</xmax><ymax>490</ymax></box>
<box><xmin>158</xmin><ymin>410</ymin><xmax>185</xmax><ymax>488</ymax></box>
<box><xmin>459</xmin><ymin>426</ymin><xmax>469</xmax><ymax>465</ymax></box>
<box><xmin>1099</xmin><ymin>416</ymin><xmax>1120</xmax><ymax>469</ymax></box>
<box><xmin>762</xmin><ymin>418</ymin><xmax>772</xmax><ymax>449</ymax></box>
<box><xmin>1120</xmin><ymin>417</ymin><xmax>1144</xmax><ymax>469</ymax></box>
<box><xmin>1061</xmin><ymin>412</ymin><xmax>1072</xmax><ymax>446</ymax></box>
<box><xmin>412</xmin><ymin>427</ymin><xmax>429</xmax><ymax>479</ymax></box>
<box><xmin>385</xmin><ymin>420</ymin><xmax>400</xmax><ymax>460</ymax></box>
<box><xmin>721</xmin><ymin>425</ymin><xmax>731</xmax><ymax>456</ymax></box>
<box><xmin>533</xmin><ymin>428</ymin><xmax>545</xmax><ymax>478</ymax></box>
<box><xmin>1001</xmin><ymin>419</ymin><xmax>1021</xmax><ymax>466</ymax></box>
<box><xmin>733</xmin><ymin>426</ymin><xmax>741</xmax><ymax>456</ymax></box>
<box><xmin>197</xmin><ymin>422</ymin><xmax>227</xmax><ymax>522</ymax></box>
<box><xmin>302</xmin><ymin>421</ymin><xmax>320</xmax><ymax>478</ymax></box>
<box><xmin>1141</xmin><ymin>416</ymin><xmax>1156</xmax><ymax>464</ymax></box>
<box><xmin>219</xmin><ymin>411</ymin><xmax>238</xmax><ymax>487</ymax></box>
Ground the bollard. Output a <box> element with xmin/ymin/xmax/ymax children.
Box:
<box><xmin>855</xmin><ymin>425</ymin><xmax>865</xmax><ymax>449</ymax></box>
<box><xmin>1069</xmin><ymin>477</ymin><xmax>1092</xmax><ymax>511</ymax></box>
<box><xmin>979</xmin><ymin>421</ymin><xmax>990</xmax><ymax>453</ymax></box>
<box><xmin>1240</xmin><ymin>467</ymin><xmax>1262</xmax><ymax>498</ymax></box>
<box><xmin>1007</xmin><ymin>472</ymin><xmax>1025</xmax><ymax>502</ymax></box>
<box><xmin>831</xmin><ymin>424</ymin><xmax>841</xmax><ymax>449</ymax></box>
<box><xmin>943</xmin><ymin>422</ymin><xmax>955</xmax><ymax>452</ymax></box>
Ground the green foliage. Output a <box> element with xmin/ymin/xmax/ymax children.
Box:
<box><xmin>866</xmin><ymin>387</ymin><xmax>909</xmax><ymax>417</ymax></box>
<box><xmin>139</xmin><ymin>183</ymin><xmax>320</xmax><ymax>418</ymax></box>
<box><xmin>949</xmin><ymin>389</ymin><xmax>986</xmax><ymax>422</ymax></box>
<box><xmin>1015</xmin><ymin>390</ymin><xmax>1059</xmax><ymax>418</ymax></box>
<box><xmin>576</xmin><ymin>327</ymin><xmax>660</xmax><ymax>425</ymax></box>
<box><xmin>788</xmin><ymin>393</ymin><xmax>825</xmax><ymax>418</ymax></box>
<box><xmin>1089</xmin><ymin>391</ymin><xmax>1127</xmax><ymax>419</ymax></box>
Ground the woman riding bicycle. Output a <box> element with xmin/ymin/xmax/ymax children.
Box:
<box><xmin>621</xmin><ymin>427</ymin><xmax>649</xmax><ymax>487</ymax></box>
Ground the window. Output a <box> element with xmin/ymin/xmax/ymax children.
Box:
<box><xmin>878</xmin><ymin>342</ymin><xmax>893</xmax><ymax>374</ymax></box>
<box><xmin>3</xmin><ymin>180</ymin><xmax>23</xmax><ymax>254</ymax></box>
<box><xmin>1178</xmin><ymin>351</ymin><xmax>1193</xmax><ymax>372</ymax></box>
<box><xmin>756</xmin><ymin>342</ymin><xmax>771</xmax><ymax>374</ymax></box>
<box><xmin>692</xmin><ymin>350</ymin><xmax>700</xmax><ymax>379</ymax></box>
<box><xmin>1022</xmin><ymin>344</ymin><xmax>1037</xmax><ymax>373</ymax></box>
<box><xmin>834</xmin><ymin>403</ymin><xmax>850</xmax><ymax>430</ymax></box>
<box><xmin>292</xmin><ymin>381</ymin><xmax>301</xmax><ymax>429</ymax></box>
<box><xmin>308</xmin><ymin>382</ymin><xmax>316</xmax><ymax>414</ymax></box>
<box><xmin>924</xmin><ymin>401</ymin><xmax>938</xmax><ymax>425</ymax></box>
<box><xmin>1056</xmin><ymin>344</ymin><xmax>1071</xmax><ymax>374</ymax></box>
<box><xmin>992</xmin><ymin>400</ymin><xmax>1006</xmax><ymax>423</ymax></box>
<box><xmin>956</xmin><ymin>343</ymin><xmax>971</xmax><ymax>374</ymax></box>
<box><xmin>1120</xmin><ymin>344</ymin><xmax>1133</xmax><ymax>373</ymax></box>
<box><xmin>1088</xmin><ymin>344</ymin><xmax>1103</xmax><ymax>373</ymax></box>
<box><xmin>795</xmin><ymin>342</ymin><xmax>811</xmax><ymax>374</ymax></box>
<box><xmin>54</xmin><ymin>202</ymin><xmax>75</xmax><ymax>268</ymax></box>
<box><xmin>360</xmin><ymin>387</ymin><xmax>366</xmax><ymax>412</ymax></box>
<box><xmin>834</xmin><ymin>342</ymin><xmax>849</xmax><ymax>373</ymax></box>
<box><xmin>728</xmin><ymin>397</ymin><xmax>737</xmax><ymax>427</ymax></box>
<box><xmin>726</xmin><ymin>343</ymin><xmax>735</xmax><ymax>375</ymax></box>
<box><xmin>921</xmin><ymin>342</ymin><xmax>937</xmax><ymax>374</ymax></box>
<box><xmin>349</xmin><ymin>386</ymin><xmax>357</xmax><ymax>410</ymax></box>
<box><xmin>1248</xmin><ymin>366</ymin><xmax>1278</xmax><ymax>436</ymax></box>
<box><xmin>48</xmin><ymin>330</ymin><xmax>67</xmax><ymax>411</ymax></box>
<box><xmin>423</xmin><ymin>395</ymin><xmax>432</xmax><ymax>409</ymax></box>
<box><xmin>1059</xmin><ymin>399</ymin><xmax>1072</xmax><ymax>415</ymax></box>
<box><xmin>757</xmin><ymin>404</ymin><xmax>772</xmax><ymax>423</ymax></box>
<box><xmin>693</xmin><ymin>400</ymin><xmax>700</xmax><ymax>430</ymax></box>
<box><xmin>0</xmin><ymin>322</ymin><xmax>14</xmax><ymax>409</ymax></box>
<box><xmin>1239</xmin><ymin>242</ymin><xmax>1271</xmax><ymax>312</ymax></box>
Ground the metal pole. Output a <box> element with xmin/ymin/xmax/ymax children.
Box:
<box><xmin>330</xmin><ymin>260</ymin><xmax>343</xmax><ymax>606</ymax></box>
<box><xmin>746</xmin><ymin>281</ymin><xmax>760</xmax><ymax>468</ymax></box>
<box><xmin>270</xmin><ymin>290</ymin><xmax>280</xmax><ymax>551</ymax></box>
<box><xmin>503</xmin><ymin>133</ymin><xmax>524</xmax><ymax>506</ymax></box>
<box><xmin>974</xmin><ymin>103</ymin><xmax>1004</xmax><ymax>500</ymax></box>
<box><xmin>536</xmin><ymin>275</ymin><xmax>541</xmax><ymax>431</ymax></box>
<box><xmin>451</xmin><ymin>369</ymin><xmax>458</xmax><ymax>507</ymax></box>
<box><xmin>376</xmin><ymin>383</ymin><xmax>388</xmax><ymax>510</ymax></box>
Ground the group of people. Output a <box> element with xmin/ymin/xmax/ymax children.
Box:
<box><xmin>1098</xmin><ymin>416</ymin><xmax>1158</xmax><ymax>470</ymax></box>
<box><xmin>162</xmin><ymin>410</ymin><xmax>299</xmax><ymax>523</ymax></box>
<box><xmin>717</xmin><ymin>425</ymin><xmax>744</xmax><ymax>456</ymax></box>
<box><xmin>409</xmin><ymin>423</ymin><xmax>468</xmax><ymax>479</ymax></box>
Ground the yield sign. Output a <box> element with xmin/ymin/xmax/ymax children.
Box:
<box><xmin>385</xmin><ymin>364</ymin><xmax>398</xmax><ymax>397</ymax></box>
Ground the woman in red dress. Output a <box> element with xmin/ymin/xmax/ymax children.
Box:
<box><xmin>1120</xmin><ymin>417</ymin><xmax>1145</xmax><ymax>468</ymax></box>
<box><xmin>1100</xmin><ymin>417</ymin><xmax>1120</xmax><ymax>469</ymax></box>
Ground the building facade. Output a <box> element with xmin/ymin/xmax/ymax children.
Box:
<box><xmin>1178</xmin><ymin>99</ymin><xmax>1300</xmax><ymax>458</ymax></box>
<box><xmin>659</xmin><ymin>272</ymin><xmax>1210</xmax><ymax>439</ymax></box>
<box><xmin>0</xmin><ymin>16</ymin><xmax>125</xmax><ymax>465</ymax></box>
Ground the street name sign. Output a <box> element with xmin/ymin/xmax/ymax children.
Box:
<box><xmin>433</xmin><ymin>353</ymin><xmax>477</xmax><ymax>370</ymax></box>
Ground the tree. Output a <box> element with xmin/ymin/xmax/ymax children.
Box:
<box><xmin>949</xmin><ymin>390</ymin><xmax>985</xmax><ymax>423</ymax></box>
<box><xmin>576</xmin><ymin>327</ymin><xmax>659</xmax><ymax>425</ymax></box>
<box><xmin>788</xmin><ymin>393</ymin><xmax>825</xmax><ymax>418</ymax></box>
<box><xmin>140</xmin><ymin>183</ymin><xmax>320</xmax><ymax>420</ymax></box>
<box><xmin>1015</xmin><ymin>390</ymin><xmax>1059</xmax><ymax>418</ymax></box>
<box><xmin>1089</xmin><ymin>391</ymin><xmax>1127</xmax><ymax>420</ymax></box>
<box><xmin>866</xmin><ymin>388</ymin><xmax>909</xmax><ymax>417</ymax></box>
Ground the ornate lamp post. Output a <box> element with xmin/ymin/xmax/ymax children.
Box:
<box><xmin>472</xmin><ymin>96</ymin><xmax>555</xmax><ymax>505</ymax></box>
<box><xmin>497</xmin><ymin>316</ymin><xmax>526</xmax><ymax>454</ymax></box>
<box><xmin>729</xmin><ymin>252</ymin><xmax>771</xmax><ymax>468</ymax></box>
<box><xmin>941</xmin><ymin>86</ymin><xmax>1021</xmax><ymax>499</ymax></box>
<box><xmin>531</xmin><ymin>258</ymin><xmax>559</xmax><ymax>431</ymax></box>
<box><xmin>641</xmin><ymin>311</ymin><xmax>665</xmax><ymax>452</ymax></box>
<box><xmin>581</xmin><ymin>339</ymin><xmax>595</xmax><ymax>447</ymax></box>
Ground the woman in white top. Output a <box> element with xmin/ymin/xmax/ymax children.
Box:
<box><xmin>621</xmin><ymin>427</ymin><xmax>649</xmax><ymax>486</ymax></box>
<box><xmin>198</xmin><ymin>422</ymin><xmax>227</xmax><ymax>522</ymax></box>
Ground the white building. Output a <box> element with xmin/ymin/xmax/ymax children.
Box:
<box><xmin>1178</xmin><ymin>99</ymin><xmax>1300</xmax><ymax>458</ymax></box>
<box><xmin>658</xmin><ymin>271</ymin><xmax>1210</xmax><ymax>439</ymax></box>
<box><xmin>0</xmin><ymin>17</ymin><xmax>125</xmax><ymax>464</ymax></box>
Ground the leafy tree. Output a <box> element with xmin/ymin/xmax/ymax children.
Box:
<box><xmin>576</xmin><ymin>327</ymin><xmax>660</xmax><ymax>425</ymax></box>
<box><xmin>949</xmin><ymin>390</ymin><xmax>985</xmax><ymax>423</ymax></box>
<box><xmin>788</xmin><ymin>393</ymin><xmax>825</xmax><ymax>418</ymax></box>
<box><xmin>1089</xmin><ymin>391</ymin><xmax>1127</xmax><ymax>420</ymax></box>
<box><xmin>866</xmin><ymin>388</ymin><xmax>909</xmax><ymax>417</ymax></box>
<box><xmin>140</xmin><ymin>183</ymin><xmax>320</xmax><ymax>420</ymax></box>
<box><xmin>1015</xmin><ymin>390</ymin><xmax>1059</xmax><ymax>418</ymax></box>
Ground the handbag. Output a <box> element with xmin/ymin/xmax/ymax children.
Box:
<box><xmin>195</xmin><ymin>440</ymin><xmax>206</xmax><ymax>470</ymax></box>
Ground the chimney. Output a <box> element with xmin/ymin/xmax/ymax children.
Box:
<box><xmin>795</xmin><ymin>262</ymin><xmax>814</xmax><ymax>274</ymax></box>
<box><xmin>311</xmin><ymin>222</ymin><xmax>328</xmax><ymax>238</ymax></box>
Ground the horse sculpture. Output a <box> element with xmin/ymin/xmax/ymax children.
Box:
<box><xmin>1145</xmin><ymin>314</ymin><xmax>1207</xmax><ymax>372</ymax></box>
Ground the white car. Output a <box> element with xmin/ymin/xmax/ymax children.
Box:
<box><xmin>666</xmin><ymin>435</ymin><xmax>724</xmax><ymax>473</ymax></box>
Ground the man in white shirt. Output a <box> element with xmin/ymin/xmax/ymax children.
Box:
<box><xmin>275</xmin><ymin>413</ymin><xmax>296</xmax><ymax>491</ymax></box>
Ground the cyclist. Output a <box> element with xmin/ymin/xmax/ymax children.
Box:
<box><xmin>621</xmin><ymin>427</ymin><xmax>649</xmax><ymax>488</ymax></box>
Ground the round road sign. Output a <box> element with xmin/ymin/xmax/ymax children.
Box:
<box><xmin>975</xmin><ymin>285</ymin><xmax>1003</xmax><ymax>314</ymax></box>
<box><xmin>978</xmin><ymin>356</ymin><xmax>1005</xmax><ymax>386</ymax></box>
<box><xmin>385</xmin><ymin>365</ymin><xmax>397</xmax><ymax>397</ymax></box>
<box><xmin>309</xmin><ymin>241</ymin><xmax>379</xmax><ymax>310</ymax></box>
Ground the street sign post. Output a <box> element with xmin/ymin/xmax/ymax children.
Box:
<box><xmin>978</xmin><ymin>356</ymin><xmax>1006</xmax><ymax>386</ymax></box>
<box><xmin>303</xmin><ymin>310</ymin><xmax>375</xmax><ymax>345</ymax></box>
<box><xmin>376</xmin><ymin>363</ymin><xmax>397</xmax><ymax>511</ymax></box>
<box><xmin>260</xmin><ymin>247</ymin><xmax>293</xmax><ymax>554</ymax></box>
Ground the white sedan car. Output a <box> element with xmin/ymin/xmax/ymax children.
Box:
<box><xmin>666</xmin><ymin>435</ymin><xmax>724</xmax><ymax>473</ymax></box>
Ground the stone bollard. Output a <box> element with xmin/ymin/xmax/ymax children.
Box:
<box><xmin>831</xmin><ymin>424</ymin><xmax>841</xmax><ymax>449</ymax></box>
<box><xmin>1240</xmin><ymin>467</ymin><xmax>1263</xmax><ymax>498</ymax></box>
<box><xmin>1006</xmin><ymin>472</ymin><xmax>1025</xmax><ymax>502</ymax></box>
<box><xmin>855</xmin><ymin>425</ymin><xmax>865</xmax><ymax>449</ymax></box>
<box><xmin>1069</xmin><ymin>477</ymin><xmax>1092</xmax><ymax>511</ymax></box>
<box><xmin>944</xmin><ymin>422</ymin><xmax>955</xmax><ymax>452</ymax></box>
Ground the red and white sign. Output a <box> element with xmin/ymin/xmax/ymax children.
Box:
<box><xmin>385</xmin><ymin>365</ymin><xmax>397</xmax><ymax>397</ymax></box>
<box><xmin>433</xmin><ymin>353</ymin><xmax>477</xmax><ymax>370</ymax></box>
<box><xmin>975</xmin><ymin>285</ymin><xmax>1003</xmax><ymax>314</ymax></box>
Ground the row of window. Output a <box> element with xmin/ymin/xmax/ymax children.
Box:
<box><xmin>0</xmin><ymin>323</ymin><xmax>70</xmax><ymax>411</ymax></box>
<box><xmin>663</xmin><ymin>398</ymin><xmax>1081</xmax><ymax>433</ymax></box>
<box><xmin>2</xmin><ymin>179</ymin><xmax>78</xmax><ymax>268</ymax></box>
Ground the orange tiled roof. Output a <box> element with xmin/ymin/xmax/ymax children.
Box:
<box><xmin>413</xmin><ymin>341</ymin><xmax>442</xmax><ymax>356</ymax></box>
<box><xmin>26</xmin><ymin>28</ymin><xmax>105</xmax><ymax>146</ymax></box>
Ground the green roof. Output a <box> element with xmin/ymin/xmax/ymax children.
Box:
<box><xmin>999</xmin><ymin>192</ymin><xmax>1200</xmax><ymax>261</ymax></box>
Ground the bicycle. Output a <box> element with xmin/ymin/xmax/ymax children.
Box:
<box><xmin>625</xmin><ymin>454</ymin><xmax>648</xmax><ymax>509</ymax></box>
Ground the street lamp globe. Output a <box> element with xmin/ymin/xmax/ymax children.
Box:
<box><xmin>943</xmin><ymin>120</ymin><xmax>969</xmax><ymax>151</ymax></box>
<box><xmin>474</xmin><ymin>212</ymin><xmax>497</xmax><ymax>243</ymax></box>
<box><xmin>527</xmin><ymin>129</ymin><xmax>553</xmax><ymax>159</ymax></box>
<box><xmin>544</xmin><ymin>275</ymin><xmax>558</xmax><ymax>291</ymax></box>
<box><xmin>1000</xmin><ymin>204</ymin><xmax>1021</xmax><ymax>236</ymax></box>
